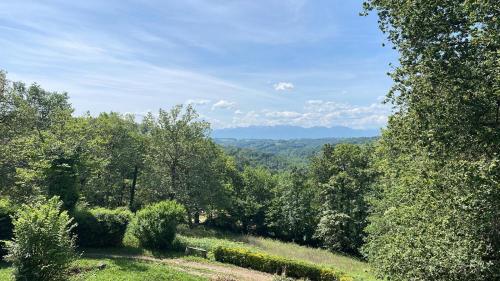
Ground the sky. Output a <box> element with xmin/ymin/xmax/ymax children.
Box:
<box><xmin>0</xmin><ymin>0</ymin><xmax>397</xmax><ymax>129</ymax></box>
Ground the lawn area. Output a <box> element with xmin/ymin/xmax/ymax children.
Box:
<box><xmin>0</xmin><ymin>258</ymin><xmax>207</xmax><ymax>281</ymax></box>
<box><xmin>174</xmin><ymin>226</ymin><xmax>379</xmax><ymax>281</ymax></box>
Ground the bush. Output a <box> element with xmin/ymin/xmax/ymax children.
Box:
<box><xmin>213</xmin><ymin>247</ymin><xmax>353</xmax><ymax>281</ymax></box>
<box><xmin>5</xmin><ymin>197</ymin><xmax>77</xmax><ymax>281</ymax></box>
<box><xmin>131</xmin><ymin>200</ymin><xmax>186</xmax><ymax>250</ymax></box>
<box><xmin>73</xmin><ymin>207</ymin><xmax>132</xmax><ymax>247</ymax></box>
<box><xmin>0</xmin><ymin>198</ymin><xmax>14</xmax><ymax>259</ymax></box>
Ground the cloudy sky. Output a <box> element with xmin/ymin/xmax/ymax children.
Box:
<box><xmin>0</xmin><ymin>0</ymin><xmax>397</xmax><ymax>129</ymax></box>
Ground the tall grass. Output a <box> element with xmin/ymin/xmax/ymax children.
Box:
<box><xmin>241</xmin><ymin>236</ymin><xmax>377</xmax><ymax>281</ymax></box>
<box><xmin>176</xmin><ymin>226</ymin><xmax>379</xmax><ymax>281</ymax></box>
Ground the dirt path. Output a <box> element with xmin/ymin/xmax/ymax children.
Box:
<box><xmin>84</xmin><ymin>253</ymin><xmax>274</xmax><ymax>281</ymax></box>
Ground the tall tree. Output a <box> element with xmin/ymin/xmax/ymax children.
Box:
<box><xmin>363</xmin><ymin>1</ymin><xmax>500</xmax><ymax>280</ymax></box>
<box><xmin>142</xmin><ymin>105</ymin><xmax>231</xmax><ymax>222</ymax></box>
<box><xmin>79</xmin><ymin>112</ymin><xmax>144</xmax><ymax>208</ymax></box>
<box><xmin>230</xmin><ymin>166</ymin><xmax>275</xmax><ymax>234</ymax></box>
<box><xmin>266</xmin><ymin>169</ymin><xmax>318</xmax><ymax>244</ymax></box>
<box><xmin>312</xmin><ymin>144</ymin><xmax>372</xmax><ymax>255</ymax></box>
<box><xmin>0</xmin><ymin>76</ymin><xmax>74</xmax><ymax>205</ymax></box>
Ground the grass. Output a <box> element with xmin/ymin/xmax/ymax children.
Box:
<box><xmin>0</xmin><ymin>258</ymin><xmax>208</xmax><ymax>281</ymax></box>
<box><xmin>0</xmin><ymin>261</ymin><xmax>11</xmax><ymax>280</ymax></box>
<box><xmin>242</xmin><ymin>236</ymin><xmax>377</xmax><ymax>281</ymax></box>
<box><xmin>175</xmin><ymin>225</ymin><xmax>379</xmax><ymax>281</ymax></box>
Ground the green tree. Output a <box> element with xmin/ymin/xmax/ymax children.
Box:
<box><xmin>79</xmin><ymin>112</ymin><xmax>144</xmax><ymax>208</ymax></box>
<box><xmin>363</xmin><ymin>1</ymin><xmax>500</xmax><ymax>280</ymax></box>
<box><xmin>312</xmin><ymin>144</ymin><xmax>372</xmax><ymax>255</ymax></box>
<box><xmin>266</xmin><ymin>169</ymin><xmax>318</xmax><ymax>244</ymax></box>
<box><xmin>142</xmin><ymin>105</ymin><xmax>231</xmax><ymax>223</ymax></box>
<box><xmin>230</xmin><ymin>166</ymin><xmax>275</xmax><ymax>234</ymax></box>
<box><xmin>0</xmin><ymin>75</ymin><xmax>74</xmax><ymax>205</ymax></box>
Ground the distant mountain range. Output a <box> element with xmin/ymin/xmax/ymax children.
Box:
<box><xmin>212</xmin><ymin>125</ymin><xmax>380</xmax><ymax>139</ymax></box>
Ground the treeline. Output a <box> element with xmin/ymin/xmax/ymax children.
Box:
<box><xmin>0</xmin><ymin>71</ymin><xmax>373</xmax><ymax>256</ymax></box>
<box><xmin>216</xmin><ymin>137</ymin><xmax>376</xmax><ymax>169</ymax></box>
<box><xmin>1</xmin><ymin>0</ymin><xmax>499</xmax><ymax>280</ymax></box>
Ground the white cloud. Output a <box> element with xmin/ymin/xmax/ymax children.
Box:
<box><xmin>229</xmin><ymin>100</ymin><xmax>391</xmax><ymax>129</ymax></box>
<box><xmin>186</xmin><ymin>99</ymin><xmax>211</xmax><ymax>105</ymax></box>
<box><xmin>212</xmin><ymin>100</ymin><xmax>237</xmax><ymax>110</ymax></box>
<box><xmin>273</xmin><ymin>82</ymin><xmax>294</xmax><ymax>91</ymax></box>
<box><xmin>265</xmin><ymin>111</ymin><xmax>302</xmax><ymax>118</ymax></box>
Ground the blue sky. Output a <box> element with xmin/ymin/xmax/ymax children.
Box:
<box><xmin>0</xmin><ymin>0</ymin><xmax>397</xmax><ymax>129</ymax></box>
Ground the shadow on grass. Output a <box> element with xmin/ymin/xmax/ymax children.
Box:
<box><xmin>81</xmin><ymin>246</ymin><xmax>188</xmax><ymax>260</ymax></box>
<box><xmin>112</xmin><ymin>258</ymin><xmax>149</xmax><ymax>272</ymax></box>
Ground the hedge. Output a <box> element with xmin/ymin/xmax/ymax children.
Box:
<box><xmin>0</xmin><ymin>198</ymin><xmax>14</xmax><ymax>258</ymax></box>
<box><xmin>73</xmin><ymin>207</ymin><xmax>132</xmax><ymax>247</ymax></box>
<box><xmin>213</xmin><ymin>247</ymin><xmax>354</xmax><ymax>281</ymax></box>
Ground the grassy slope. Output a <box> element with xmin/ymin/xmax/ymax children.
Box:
<box><xmin>174</xmin><ymin>226</ymin><xmax>379</xmax><ymax>281</ymax></box>
<box><xmin>0</xmin><ymin>258</ymin><xmax>207</xmax><ymax>281</ymax></box>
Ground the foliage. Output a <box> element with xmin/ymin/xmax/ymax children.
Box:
<box><xmin>364</xmin><ymin>156</ymin><xmax>500</xmax><ymax>281</ymax></box>
<box><xmin>363</xmin><ymin>0</ymin><xmax>499</xmax><ymax>159</ymax></box>
<box><xmin>217</xmin><ymin>137</ymin><xmax>377</xmax><ymax>170</ymax></box>
<box><xmin>78</xmin><ymin>112</ymin><xmax>144</xmax><ymax>209</ymax></box>
<box><xmin>0</xmin><ymin>77</ymin><xmax>74</xmax><ymax>204</ymax></box>
<box><xmin>5</xmin><ymin>197</ymin><xmax>77</xmax><ymax>281</ymax></box>
<box><xmin>363</xmin><ymin>0</ymin><xmax>500</xmax><ymax>280</ymax></box>
<box><xmin>311</xmin><ymin>144</ymin><xmax>373</xmax><ymax>255</ymax></box>
<box><xmin>0</xmin><ymin>198</ymin><xmax>14</xmax><ymax>258</ymax></box>
<box><xmin>141</xmin><ymin>105</ymin><xmax>232</xmax><ymax>223</ymax></box>
<box><xmin>266</xmin><ymin>169</ymin><xmax>318</xmax><ymax>244</ymax></box>
<box><xmin>73</xmin><ymin>207</ymin><xmax>133</xmax><ymax>247</ymax></box>
<box><xmin>213</xmin><ymin>247</ymin><xmax>353</xmax><ymax>281</ymax></box>
<box><xmin>46</xmin><ymin>157</ymin><xmax>79</xmax><ymax>210</ymax></box>
<box><xmin>131</xmin><ymin>200</ymin><xmax>186</xmax><ymax>250</ymax></box>
<box><xmin>229</xmin><ymin>166</ymin><xmax>276</xmax><ymax>234</ymax></box>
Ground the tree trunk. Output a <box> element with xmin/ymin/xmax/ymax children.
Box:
<box><xmin>129</xmin><ymin>165</ymin><xmax>138</xmax><ymax>211</ymax></box>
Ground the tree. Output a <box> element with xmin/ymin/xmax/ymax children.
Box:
<box><xmin>0</xmin><ymin>76</ymin><xmax>74</xmax><ymax>205</ymax></box>
<box><xmin>266</xmin><ymin>169</ymin><xmax>318</xmax><ymax>244</ymax></box>
<box><xmin>230</xmin><ymin>166</ymin><xmax>275</xmax><ymax>234</ymax></box>
<box><xmin>312</xmin><ymin>144</ymin><xmax>372</xmax><ymax>255</ymax></box>
<box><xmin>142</xmin><ymin>105</ymin><xmax>231</xmax><ymax>223</ymax></box>
<box><xmin>363</xmin><ymin>0</ymin><xmax>499</xmax><ymax>159</ymax></box>
<box><xmin>363</xmin><ymin>1</ymin><xmax>500</xmax><ymax>280</ymax></box>
<box><xmin>79</xmin><ymin>112</ymin><xmax>144</xmax><ymax>208</ymax></box>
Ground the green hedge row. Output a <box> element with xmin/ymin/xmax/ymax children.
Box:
<box><xmin>213</xmin><ymin>247</ymin><xmax>354</xmax><ymax>281</ymax></box>
<box><xmin>0</xmin><ymin>198</ymin><xmax>14</xmax><ymax>258</ymax></box>
<box><xmin>73</xmin><ymin>207</ymin><xmax>133</xmax><ymax>247</ymax></box>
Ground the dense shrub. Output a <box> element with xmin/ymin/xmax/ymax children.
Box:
<box><xmin>364</xmin><ymin>159</ymin><xmax>500</xmax><ymax>281</ymax></box>
<box><xmin>5</xmin><ymin>197</ymin><xmax>77</xmax><ymax>281</ymax></box>
<box><xmin>131</xmin><ymin>200</ymin><xmax>186</xmax><ymax>250</ymax></box>
<box><xmin>0</xmin><ymin>198</ymin><xmax>14</xmax><ymax>258</ymax></box>
<box><xmin>213</xmin><ymin>247</ymin><xmax>353</xmax><ymax>281</ymax></box>
<box><xmin>73</xmin><ymin>207</ymin><xmax>132</xmax><ymax>247</ymax></box>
